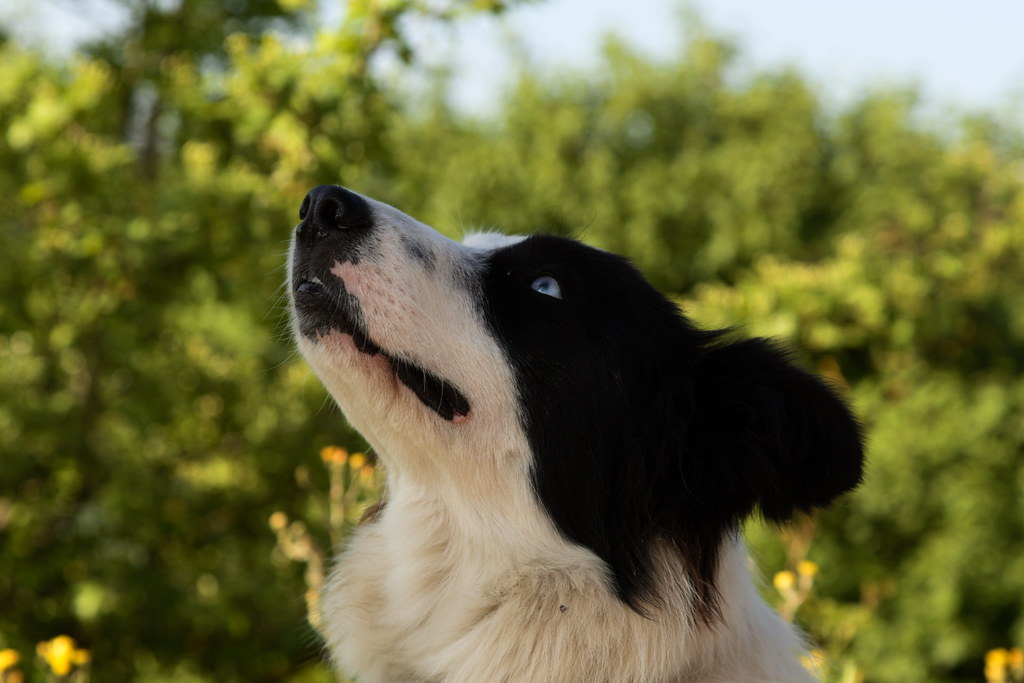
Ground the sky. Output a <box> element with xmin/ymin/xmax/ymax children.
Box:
<box><xmin>436</xmin><ymin>0</ymin><xmax>1024</xmax><ymax>114</ymax></box>
<box><xmin>3</xmin><ymin>0</ymin><xmax>1023</xmax><ymax>115</ymax></box>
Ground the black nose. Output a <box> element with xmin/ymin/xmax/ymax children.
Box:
<box><xmin>296</xmin><ymin>185</ymin><xmax>373</xmax><ymax>241</ymax></box>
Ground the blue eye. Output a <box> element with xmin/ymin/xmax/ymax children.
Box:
<box><xmin>530</xmin><ymin>275</ymin><xmax>562</xmax><ymax>299</ymax></box>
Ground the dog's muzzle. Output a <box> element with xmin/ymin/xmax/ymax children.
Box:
<box><xmin>291</xmin><ymin>185</ymin><xmax>377</xmax><ymax>345</ymax></box>
<box><xmin>290</xmin><ymin>186</ymin><xmax>472</xmax><ymax>424</ymax></box>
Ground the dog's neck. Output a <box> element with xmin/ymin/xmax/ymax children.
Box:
<box><xmin>377</xmin><ymin>448</ymin><xmax>598</xmax><ymax>573</ymax></box>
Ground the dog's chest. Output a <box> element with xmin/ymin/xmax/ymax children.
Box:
<box><xmin>320</xmin><ymin>504</ymin><xmax>516</xmax><ymax>679</ymax></box>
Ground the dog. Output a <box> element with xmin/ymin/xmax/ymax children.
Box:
<box><xmin>288</xmin><ymin>186</ymin><xmax>864</xmax><ymax>682</ymax></box>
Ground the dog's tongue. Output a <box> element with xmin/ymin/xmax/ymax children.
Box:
<box><xmin>389</xmin><ymin>356</ymin><xmax>471</xmax><ymax>424</ymax></box>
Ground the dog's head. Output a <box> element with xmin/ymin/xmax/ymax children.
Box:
<box><xmin>289</xmin><ymin>185</ymin><xmax>864</xmax><ymax>616</ymax></box>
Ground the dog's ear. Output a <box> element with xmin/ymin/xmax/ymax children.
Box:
<box><xmin>688</xmin><ymin>337</ymin><xmax>865</xmax><ymax>522</ymax></box>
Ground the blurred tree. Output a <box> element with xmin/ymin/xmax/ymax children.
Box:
<box><xmin>80</xmin><ymin>0</ymin><xmax>311</xmax><ymax>177</ymax></box>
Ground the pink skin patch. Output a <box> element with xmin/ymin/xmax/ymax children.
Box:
<box><xmin>331</xmin><ymin>260</ymin><xmax>365</xmax><ymax>294</ymax></box>
<box><xmin>330</xmin><ymin>260</ymin><xmax>393</xmax><ymax>342</ymax></box>
<box><xmin>451</xmin><ymin>412</ymin><xmax>470</xmax><ymax>425</ymax></box>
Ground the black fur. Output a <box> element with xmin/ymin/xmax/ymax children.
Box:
<box><xmin>482</xmin><ymin>235</ymin><xmax>864</xmax><ymax>619</ymax></box>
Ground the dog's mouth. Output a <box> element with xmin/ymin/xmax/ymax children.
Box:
<box><xmin>294</xmin><ymin>277</ymin><xmax>471</xmax><ymax>424</ymax></box>
<box><xmin>388</xmin><ymin>356</ymin><xmax>471</xmax><ymax>424</ymax></box>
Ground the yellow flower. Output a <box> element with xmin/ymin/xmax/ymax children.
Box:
<box><xmin>319</xmin><ymin>445</ymin><xmax>348</xmax><ymax>466</ymax></box>
<box><xmin>773</xmin><ymin>570</ymin><xmax>797</xmax><ymax>593</ymax></box>
<box><xmin>1010</xmin><ymin>647</ymin><xmax>1024</xmax><ymax>673</ymax></box>
<box><xmin>268</xmin><ymin>511</ymin><xmax>288</xmax><ymax>531</ymax></box>
<box><xmin>986</xmin><ymin>648</ymin><xmax>1009</xmax><ymax>683</ymax></box>
<box><xmin>797</xmin><ymin>560</ymin><xmax>820</xmax><ymax>578</ymax></box>
<box><xmin>36</xmin><ymin>636</ymin><xmax>90</xmax><ymax>677</ymax></box>
<box><xmin>349</xmin><ymin>453</ymin><xmax>366</xmax><ymax>469</ymax></box>
<box><xmin>0</xmin><ymin>649</ymin><xmax>19</xmax><ymax>671</ymax></box>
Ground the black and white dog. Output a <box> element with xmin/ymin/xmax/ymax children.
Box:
<box><xmin>289</xmin><ymin>186</ymin><xmax>864</xmax><ymax>682</ymax></box>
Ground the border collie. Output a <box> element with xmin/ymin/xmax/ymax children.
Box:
<box><xmin>288</xmin><ymin>186</ymin><xmax>864</xmax><ymax>682</ymax></box>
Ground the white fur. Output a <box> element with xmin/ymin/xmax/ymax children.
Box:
<box><xmin>292</xmin><ymin>196</ymin><xmax>816</xmax><ymax>682</ymax></box>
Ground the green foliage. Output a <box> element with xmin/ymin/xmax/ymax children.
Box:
<box><xmin>1</xmin><ymin>4</ymin><xmax>1022</xmax><ymax>682</ymax></box>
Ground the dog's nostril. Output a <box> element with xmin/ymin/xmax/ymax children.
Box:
<box><xmin>329</xmin><ymin>191</ymin><xmax>371</xmax><ymax>230</ymax></box>
<box><xmin>334</xmin><ymin>206</ymin><xmax>352</xmax><ymax>229</ymax></box>
<box><xmin>298</xmin><ymin>185</ymin><xmax>373</xmax><ymax>240</ymax></box>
